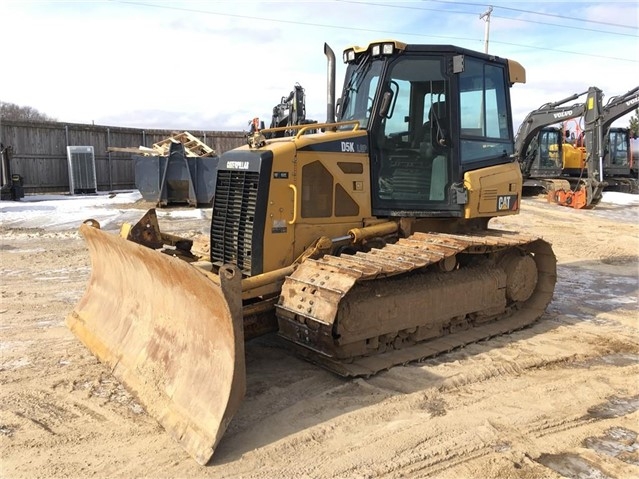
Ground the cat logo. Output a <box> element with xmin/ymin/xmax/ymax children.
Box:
<box><xmin>497</xmin><ymin>194</ymin><xmax>518</xmax><ymax>211</ymax></box>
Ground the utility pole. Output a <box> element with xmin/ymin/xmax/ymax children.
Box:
<box><xmin>479</xmin><ymin>6</ymin><xmax>493</xmax><ymax>54</ymax></box>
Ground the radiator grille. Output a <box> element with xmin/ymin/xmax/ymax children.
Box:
<box><xmin>210</xmin><ymin>170</ymin><xmax>259</xmax><ymax>275</ymax></box>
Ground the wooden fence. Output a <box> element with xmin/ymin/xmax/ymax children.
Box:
<box><xmin>0</xmin><ymin>119</ymin><xmax>246</xmax><ymax>194</ymax></box>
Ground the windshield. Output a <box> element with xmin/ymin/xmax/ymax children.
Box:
<box><xmin>339</xmin><ymin>56</ymin><xmax>383</xmax><ymax>129</ymax></box>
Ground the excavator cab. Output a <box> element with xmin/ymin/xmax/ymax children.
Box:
<box><xmin>606</xmin><ymin>128</ymin><xmax>631</xmax><ymax>169</ymax></box>
<box><xmin>602</xmin><ymin>127</ymin><xmax>638</xmax><ymax>193</ymax></box>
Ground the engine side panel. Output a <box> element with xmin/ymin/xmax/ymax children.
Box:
<box><xmin>464</xmin><ymin>162</ymin><xmax>522</xmax><ymax>217</ymax></box>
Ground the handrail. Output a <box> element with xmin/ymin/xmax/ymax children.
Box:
<box><xmin>253</xmin><ymin>120</ymin><xmax>361</xmax><ymax>138</ymax></box>
<box><xmin>295</xmin><ymin>120</ymin><xmax>361</xmax><ymax>138</ymax></box>
<box><xmin>288</xmin><ymin>184</ymin><xmax>298</xmax><ymax>225</ymax></box>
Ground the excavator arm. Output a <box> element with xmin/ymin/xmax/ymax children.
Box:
<box><xmin>562</xmin><ymin>86</ymin><xmax>638</xmax><ymax>198</ymax></box>
<box><xmin>601</xmin><ymin>86</ymin><xmax>639</xmax><ymax>133</ymax></box>
<box><xmin>266</xmin><ymin>83</ymin><xmax>318</xmax><ymax>138</ymax></box>
<box><xmin>515</xmin><ymin>88</ymin><xmax>595</xmax><ymax>178</ymax></box>
<box><xmin>600</xmin><ymin>86</ymin><xmax>639</xmax><ymax>168</ymax></box>
<box><xmin>596</xmin><ymin>86</ymin><xmax>639</xmax><ymax>193</ymax></box>
<box><xmin>546</xmin><ymin>87</ymin><xmax>607</xmax><ymax>208</ymax></box>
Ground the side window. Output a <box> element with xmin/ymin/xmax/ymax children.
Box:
<box><xmin>459</xmin><ymin>59</ymin><xmax>513</xmax><ymax>163</ymax></box>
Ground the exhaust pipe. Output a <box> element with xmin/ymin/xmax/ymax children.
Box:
<box><xmin>324</xmin><ymin>43</ymin><xmax>336</xmax><ymax>124</ymax></box>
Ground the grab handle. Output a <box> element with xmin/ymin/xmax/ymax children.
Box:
<box><xmin>288</xmin><ymin>184</ymin><xmax>298</xmax><ymax>225</ymax></box>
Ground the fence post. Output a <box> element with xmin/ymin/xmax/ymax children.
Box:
<box><xmin>107</xmin><ymin>127</ymin><xmax>113</xmax><ymax>191</ymax></box>
<box><xmin>65</xmin><ymin>124</ymin><xmax>71</xmax><ymax>194</ymax></box>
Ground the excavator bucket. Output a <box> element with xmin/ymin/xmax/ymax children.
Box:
<box><xmin>66</xmin><ymin>223</ymin><xmax>245</xmax><ymax>465</ymax></box>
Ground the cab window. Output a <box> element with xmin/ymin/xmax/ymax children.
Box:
<box><xmin>459</xmin><ymin>59</ymin><xmax>512</xmax><ymax>163</ymax></box>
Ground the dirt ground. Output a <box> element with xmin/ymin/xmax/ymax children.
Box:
<box><xmin>1</xmin><ymin>194</ymin><xmax>638</xmax><ymax>479</ymax></box>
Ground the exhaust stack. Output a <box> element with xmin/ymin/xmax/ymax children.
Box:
<box><xmin>324</xmin><ymin>43</ymin><xmax>336</xmax><ymax>124</ymax></box>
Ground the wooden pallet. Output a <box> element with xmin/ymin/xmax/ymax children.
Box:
<box><xmin>107</xmin><ymin>131</ymin><xmax>216</xmax><ymax>157</ymax></box>
<box><xmin>152</xmin><ymin>131</ymin><xmax>216</xmax><ymax>157</ymax></box>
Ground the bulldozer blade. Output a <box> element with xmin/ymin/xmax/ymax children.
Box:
<box><xmin>66</xmin><ymin>223</ymin><xmax>245</xmax><ymax>465</ymax></box>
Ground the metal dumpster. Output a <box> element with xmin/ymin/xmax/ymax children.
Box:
<box><xmin>134</xmin><ymin>142</ymin><xmax>218</xmax><ymax>207</ymax></box>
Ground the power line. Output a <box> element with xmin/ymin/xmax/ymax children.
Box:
<box><xmin>490</xmin><ymin>12</ymin><xmax>638</xmax><ymax>38</ymax></box>
<box><xmin>479</xmin><ymin>37</ymin><xmax>637</xmax><ymax>63</ymax></box>
<box><xmin>112</xmin><ymin>0</ymin><xmax>638</xmax><ymax>63</ymax></box>
<box><xmin>426</xmin><ymin>0</ymin><xmax>638</xmax><ymax>30</ymax></box>
<box><xmin>335</xmin><ymin>0</ymin><xmax>638</xmax><ymax>38</ymax></box>
<box><xmin>111</xmin><ymin>0</ymin><xmax>488</xmax><ymax>40</ymax></box>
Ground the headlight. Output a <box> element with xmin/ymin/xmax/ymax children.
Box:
<box><xmin>370</xmin><ymin>42</ymin><xmax>394</xmax><ymax>57</ymax></box>
<box><xmin>343</xmin><ymin>49</ymin><xmax>356</xmax><ymax>63</ymax></box>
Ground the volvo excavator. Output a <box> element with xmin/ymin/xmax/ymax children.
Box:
<box><xmin>516</xmin><ymin>86</ymin><xmax>608</xmax><ymax>208</ymax></box>
<box><xmin>560</xmin><ymin>126</ymin><xmax>638</xmax><ymax>194</ymax></box>
<box><xmin>517</xmin><ymin>86</ymin><xmax>639</xmax><ymax>207</ymax></box>
<box><xmin>67</xmin><ymin>41</ymin><xmax>557</xmax><ymax>464</ymax></box>
<box><xmin>560</xmin><ymin>87</ymin><xmax>639</xmax><ymax>194</ymax></box>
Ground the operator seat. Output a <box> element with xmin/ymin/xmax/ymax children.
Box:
<box><xmin>379</xmin><ymin>102</ymin><xmax>449</xmax><ymax>202</ymax></box>
<box><xmin>414</xmin><ymin>101</ymin><xmax>449</xmax><ymax>201</ymax></box>
<box><xmin>413</xmin><ymin>101</ymin><xmax>448</xmax><ymax>153</ymax></box>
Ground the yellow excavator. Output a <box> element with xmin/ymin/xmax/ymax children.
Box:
<box><xmin>67</xmin><ymin>41</ymin><xmax>557</xmax><ymax>464</ymax></box>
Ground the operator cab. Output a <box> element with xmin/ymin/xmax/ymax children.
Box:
<box><xmin>607</xmin><ymin>128</ymin><xmax>630</xmax><ymax>167</ymax></box>
<box><xmin>337</xmin><ymin>41</ymin><xmax>520</xmax><ymax>217</ymax></box>
<box><xmin>529</xmin><ymin>127</ymin><xmax>564</xmax><ymax>177</ymax></box>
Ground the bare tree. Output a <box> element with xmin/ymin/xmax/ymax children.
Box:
<box><xmin>0</xmin><ymin>101</ymin><xmax>57</xmax><ymax>122</ymax></box>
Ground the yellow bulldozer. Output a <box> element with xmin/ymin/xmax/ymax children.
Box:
<box><xmin>67</xmin><ymin>40</ymin><xmax>557</xmax><ymax>464</ymax></box>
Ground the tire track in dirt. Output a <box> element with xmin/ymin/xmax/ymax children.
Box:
<box><xmin>2</xmin><ymin>197</ymin><xmax>638</xmax><ymax>478</ymax></box>
<box><xmin>210</xmin><ymin>330</ymin><xmax>639</xmax><ymax>478</ymax></box>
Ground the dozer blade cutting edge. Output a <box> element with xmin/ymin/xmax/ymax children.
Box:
<box><xmin>66</xmin><ymin>223</ymin><xmax>244</xmax><ymax>465</ymax></box>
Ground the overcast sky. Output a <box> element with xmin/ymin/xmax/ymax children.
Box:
<box><xmin>1</xmin><ymin>0</ymin><xmax>637</xmax><ymax>133</ymax></box>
